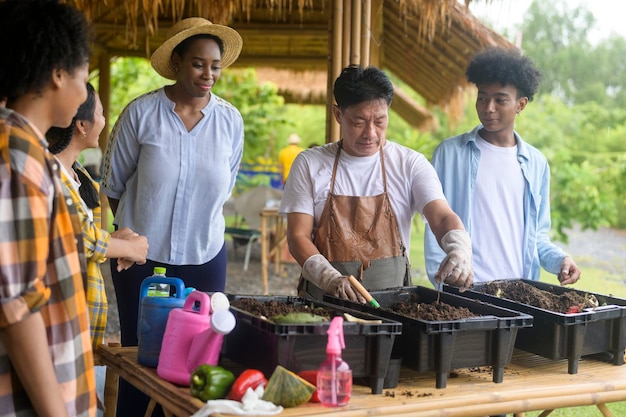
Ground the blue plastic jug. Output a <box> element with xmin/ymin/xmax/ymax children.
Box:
<box><xmin>137</xmin><ymin>269</ymin><xmax>186</xmax><ymax>367</ymax></box>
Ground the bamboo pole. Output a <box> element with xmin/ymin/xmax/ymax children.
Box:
<box><xmin>350</xmin><ymin>0</ymin><xmax>361</xmax><ymax>65</ymax></box>
<box><xmin>327</xmin><ymin>0</ymin><xmax>343</xmax><ymax>143</ymax></box>
<box><xmin>341</xmin><ymin>0</ymin><xmax>351</xmax><ymax>68</ymax></box>
<box><xmin>597</xmin><ymin>403</ymin><xmax>616</xmax><ymax>417</ymax></box>
<box><xmin>360</xmin><ymin>0</ymin><xmax>372</xmax><ymax>67</ymax></box>
<box><xmin>369</xmin><ymin>0</ymin><xmax>383</xmax><ymax>67</ymax></box>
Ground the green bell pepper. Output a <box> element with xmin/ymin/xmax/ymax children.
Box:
<box><xmin>190</xmin><ymin>364</ymin><xmax>235</xmax><ymax>402</ymax></box>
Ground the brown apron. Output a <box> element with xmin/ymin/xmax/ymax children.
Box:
<box><xmin>299</xmin><ymin>141</ymin><xmax>411</xmax><ymax>300</ymax></box>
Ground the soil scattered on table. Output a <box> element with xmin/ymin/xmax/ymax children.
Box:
<box><xmin>384</xmin><ymin>390</ymin><xmax>434</xmax><ymax>399</ymax></box>
<box><xmin>384</xmin><ymin>293</ymin><xmax>478</xmax><ymax>321</ymax></box>
<box><xmin>476</xmin><ymin>280</ymin><xmax>598</xmax><ymax>314</ymax></box>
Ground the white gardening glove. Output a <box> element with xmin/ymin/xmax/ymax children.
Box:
<box><xmin>302</xmin><ymin>254</ymin><xmax>365</xmax><ymax>303</ymax></box>
<box><xmin>434</xmin><ymin>230</ymin><xmax>473</xmax><ymax>292</ymax></box>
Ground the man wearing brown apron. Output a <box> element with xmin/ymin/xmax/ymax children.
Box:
<box><xmin>279</xmin><ymin>65</ymin><xmax>473</xmax><ymax>302</ymax></box>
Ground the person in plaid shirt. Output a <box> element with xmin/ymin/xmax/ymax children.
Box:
<box><xmin>0</xmin><ymin>1</ymin><xmax>97</xmax><ymax>416</ymax></box>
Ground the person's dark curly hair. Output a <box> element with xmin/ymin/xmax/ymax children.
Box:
<box><xmin>466</xmin><ymin>47</ymin><xmax>541</xmax><ymax>101</ymax></box>
<box><xmin>47</xmin><ymin>83</ymin><xmax>100</xmax><ymax>209</ymax></box>
<box><xmin>0</xmin><ymin>0</ymin><xmax>92</xmax><ymax>104</ymax></box>
<box><xmin>334</xmin><ymin>65</ymin><xmax>394</xmax><ymax>109</ymax></box>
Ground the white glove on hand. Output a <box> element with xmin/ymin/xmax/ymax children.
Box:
<box><xmin>302</xmin><ymin>254</ymin><xmax>365</xmax><ymax>303</ymax></box>
<box><xmin>434</xmin><ymin>230</ymin><xmax>473</xmax><ymax>292</ymax></box>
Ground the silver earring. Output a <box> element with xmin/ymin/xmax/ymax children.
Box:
<box><xmin>83</xmin><ymin>132</ymin><xmax>87</xmax><ymax>138</ymax></box>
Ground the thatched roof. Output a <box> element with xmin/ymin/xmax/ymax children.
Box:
<box><xmin>64</xmin><ymin>0</ymin><xmax>512</xmax><ymax>131</ymax></box>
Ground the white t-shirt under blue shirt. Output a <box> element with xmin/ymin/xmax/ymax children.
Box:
<box><xmin>472</xmin><ymin>136</ymin><xmax>525</xmax><ymax>282</ymax></box>
<box><xmin>100</xmin><ymin>88</ymin><xmax>244</xmax><ymax>265</ymax></box>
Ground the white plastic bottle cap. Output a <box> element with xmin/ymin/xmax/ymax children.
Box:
<box><xmin>210</xmin><ymin>292</ymin><xmax>230</xmax><ymax>313</ymax></box>
<box><xmin>211</xmin><ymin>310</ymin><xmax>236</xmax><ymax>335</ymax></box>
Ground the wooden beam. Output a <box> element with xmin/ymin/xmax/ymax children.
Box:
<box><xmin>97</xmin><ymin>53</ymin><xmax>111</xmax><ymax>230</ymax></box>
<box><xmin>327</xmin><ymin>0</ymin><xmax>343</xmax><ymax>143</ymax></box>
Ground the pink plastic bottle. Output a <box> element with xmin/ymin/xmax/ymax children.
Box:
<box><xmin>156</xmin><ymin>291</ymin><xmax>235</xmax><ymax>386</ymax></box>
<box><xmin>317</xmin><ymin>316</ymin><xmax>352</xmax><ymax>407</ymax></box>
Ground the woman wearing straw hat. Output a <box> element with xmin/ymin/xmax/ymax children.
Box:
<box><xmin>100</xmin><ymin>17</ymin><xmax>243</xmax><ymax>417</ymax></box>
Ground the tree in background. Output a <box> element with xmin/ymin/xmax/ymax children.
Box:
<box><xmin>509</xmin><ymin>0</ymin><xmax>626</xmax><ymax>234</ymax></box>
<box><xmin>521</xmin><ymin>0</ymin><xmax>626</xmax><ymax>107</ymax></box>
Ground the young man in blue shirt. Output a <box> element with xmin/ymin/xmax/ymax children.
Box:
<box><xmin>424</xmin><ymin>47</ymin><xmax>581</xmax><ymax>287</ymax></box>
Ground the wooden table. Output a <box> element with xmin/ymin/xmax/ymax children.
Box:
<box><xmin>97</xmin><ymin>345</ymin><xmax>626</xmax><ymax>417</ymax></box>
<box><xmin>260</xmin><ymin>207</ymin><xmax>287</xmax><ymax>295</ymax></box>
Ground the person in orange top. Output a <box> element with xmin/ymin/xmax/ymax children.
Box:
<box><xmin>278</xmin><ymin>133</ymin><xmax>305</xmax><ymax>186</ymax></box>
<box><xmin>0</xmin><ymin>0</ymin><xmax>97</xmax><ymax>415</ymax></box>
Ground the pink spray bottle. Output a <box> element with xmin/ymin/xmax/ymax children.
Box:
<box><xmin>317</xmin><ymin>316</ymin><xmax>352</xmax><ymax>407</ymax></box>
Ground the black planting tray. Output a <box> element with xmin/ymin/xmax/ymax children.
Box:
<box><xmin>444</xmin><ymin>279</ymin><xmax>626</xmax><ymax>374</ymax></box>
<box><xmin>324</xmin><ymin>286</ymin><xmax>533</xmax><ymax>388</ymax></box>
<box><xmin>221</xmin><ymin>295</ymin><xmax>402</xmax><ymax>394</ymax></box>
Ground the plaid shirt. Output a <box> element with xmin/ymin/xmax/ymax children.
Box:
<box><xmin>59</xmin><ymin>161</ymin><xmax>110</xmax><ymax>348</ymax></box>
<box><xmin>0</xmin><ymin>108</ymin><xmax>97</xmax><ymax>417</ymax></box>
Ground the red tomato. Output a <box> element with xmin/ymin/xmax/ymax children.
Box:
<box><xmin>297</xmin><ymin>370</ymin><xmax>320</xmax><ymax>403</ymax></box>
<box><xmin>566</xmin><ymin>305</ymin><xmax>581</xmax><ymax>314</ymax></box>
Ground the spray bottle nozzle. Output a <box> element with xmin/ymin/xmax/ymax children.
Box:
<box><xmin>326</xmin><ymin>316</ymin><xmax>345</xmax><ymax>355</ymax></box>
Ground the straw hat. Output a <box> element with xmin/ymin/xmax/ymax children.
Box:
<box><xmin>288</xmin><ymin>134</ymin><xmax>301</xmax><ymax>144</ymax></box>
<box><xmin>151</xmin><ymin>17</ymin><xmax>243</xmax><ymax>80</ymax></box>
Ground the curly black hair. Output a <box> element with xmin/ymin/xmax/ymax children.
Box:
<box><xmin>466</xmin><ymin>47</ymin><xmax>541</xmax><ymax>101</ymax></box>
<box><xmin>334</xmin><ymin>65</ymin><xmax>394</xmax><ymax>109</ymax></box>
<box><xmin>0</xmin><ymin>0</ymin><xmax>92</xmax><ymax>103</ymax></box>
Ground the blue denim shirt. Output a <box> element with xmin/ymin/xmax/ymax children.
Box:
<box><xmin>424</xmin><ymin>125</ymin><xmax>567</xmax><ymax>285</ymax></box>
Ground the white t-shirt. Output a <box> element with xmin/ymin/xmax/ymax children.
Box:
<box><xmin>279</xmin><ymin>140</ymin><xmax>446</xmax><ymax>253</ymax></box>
<box><xmin>472</xmin><ymin>136</ymin><xmax>524</xmax><ymax>282</ymax></box>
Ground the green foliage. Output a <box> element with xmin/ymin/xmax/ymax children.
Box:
<box><xmin>521</xmin><ymin>0</ymin><xmax>595</xmax><ymax>104</ymax></box>
<box><xmin>513</xmin><ymin>95</ymin><xmax>625</xmax><ymax>238</ymax></box>
<box><xmin>548</xmin><ymin>150</ymin><xmax>618</xmax><ymax>242</ymax></box>
<box><xmin>212</xmin><ymin>68</ymin><xmax>289</xmax><ymax>162</ymax></box>
<box><xmin>271</xmin><ymin>104</ymin><xmax>326</xmax><ymax>149</ymax></box>
<box><xmin>521</xmin><ymin>0</ymin><xmax>626</xmax><ymax>108</ymax></box>
<box><xmin>100</xmin><ymin>57</ymin><xmax>169</xmax><ymax>131</ymax></box>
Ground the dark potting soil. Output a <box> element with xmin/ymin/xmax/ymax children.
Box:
<box><xmin>231</xmin><ymin>295</ymin><xmax>479</xmax><ymax>322</ymax></box>
<box><xmin>383</xmin><ymin>292</ymin><xmax>478</xmax><ymax>321</ymax></box>
<box><xmin>230</xmin><ymin>298</ymin><xmax>332</xmax><ymax>322</ymax></box>
<box><xmin>476</xmin><ymin>280</ymin><xmax>597</xmax><ymax>314</ymax></box>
